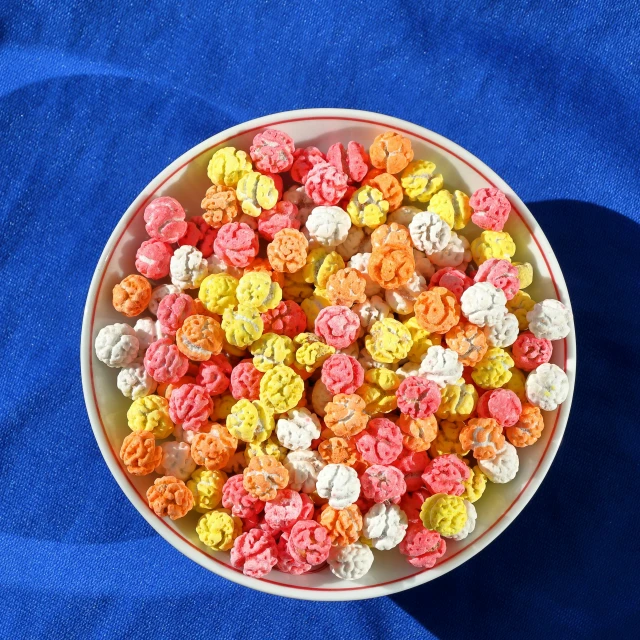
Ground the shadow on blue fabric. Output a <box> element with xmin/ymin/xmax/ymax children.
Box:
<box><xmin>391</xmin><ymin>199</ymin><xmax>640</xmax><ymax>639</ymax></box>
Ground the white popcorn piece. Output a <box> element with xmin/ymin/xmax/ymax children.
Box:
<box><xmin>419</xmin><ymin>345</ymin><xmax>463</xmax><ymax>387</ymax></box>
<box><xmin>155</xmin><ymin>441</ymin><xmax>196</xmax><ymax>481</ymax></box>
<box><xmin>336</xmin><ymin>225</ymin><xmax>365</xmax><ymax>261</ymax></box>
<box><xmin>478</xmin><ymin>442</ymin><xmax>519</xmax><ymax>484</ymax></box>
<box><xmin>133</xmin><ymin>317</ymin><xmax>159</xmax><ymax>352</ymax></box>
<box><xmin>362</xmin><ymin>503</ymin><xmax>408</xmax><ymax>550</ymax></box>
<box><xmin>328</xmin><ymin>542</ymin><xmax>375</xmax><ymax>581</ymax></box>
<box><xmin>116</xmin><ymin>359</ymin><xmax>157</xmax><ymax>400</ymax></box>
<box><xmin>352</xmin><ymin>295</ymin><xmax>391</xmax><ymax>334</ymax></box>
<box><xmin>95</xmin><ymin>323</ymin><xmax>139</xmax><ymax>368</ymax></box>
<box><xmin>460</xmin><ymin>282</ymin><xmax>507</xmax><ymax>327</ymax></box>
<box><xmin>527</xmin><ymin>299</ymin><xmax>572</xmax><ymax>341</ymax></box>
<box><xmin>387</xmin><ymin>205</ymin><xmax>422</xmax><ymax>228</ymax></box>
<box><xmin>206</xmin><ymin>253</ymin><xmax>243</xmax><ymax>278</ymax></box>
<box><xmin>395</xmin><ymin>362</ymin><xmax>422</xmax><ymax>380</ymax></box>
<box><xmin>337</xmin><ymin>342</ymin><xmax>361</xmax><ymax>359</ymax></box>
<box><xmin>409</xmin><ymin>211</ymin><xmax>451</xmax><ymax>255</ymax></box>
<box><xmin>276</xmin><ymin>408</ymin><xmax>322</xmax><ymax>451</ymax></box>
<box><xmin>348</xmin><ymin>252</ymin><xmax>382</xmax><ymax>297</ymax></box>
<box><xmin>305</xmin><ymin>206</ymin><xmax>351</xmax><ymax>247</ymax></box>
<box><xmin>385</xmin><ymin>273</ymin><xmax>427</xmax><ymax>315</ymax></box>
<box><xmin>450</xmin><ymin>501</ymin><xmax>477</xmax><ymax>541</ymax></box>
<box><xmin>525</xmin><ymin>363</ymin><xmax>569</xmax><ymax>411</ymax></box>
<box><xmin>429</xmin><ymin>232</ymin><xmax>471</xmax><ymax>268</ymax></box>
<box><xmin>170</xmin><ymin>245</ymin><xmax>208</xmax><ymax>290</ymax></box>
<box><xmin>283</xmin><ymin>184</ymin><xmax>315</xmax><ymax>225</ymax></box>
<box><xmin>148</xmin><ymin>284</ymin><xmax>181</xmax><ymax>316</ymax></box>
<box><xmin>283</xmin><ymin>450</ymin><xmax>326</xmax><ymax>493</ymax></box>
<box><xmin>316</xmin><ymin>464</ymin><xmax>361</xmax><ymax>509</ymax></box>
<box><xmin>485</xmin><ymin>312</ymin><xmax>519</xmax><ymax>348</ymax></box>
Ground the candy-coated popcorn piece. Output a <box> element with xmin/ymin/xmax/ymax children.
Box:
<box><xmin>244</xmin><ymin>436</ymin><xmax>287</xmax><ymax>465</ymax></box>
<box><xmin>148</xmin><ymin>284</ymin><xmax>181</xmax><ymax>316</ymax></box>
<box><xmin>144</xmin><ymin>338</ymin><xmax>189</xmax><ymax>384</ymax></box>
<box><xmin>268</xmin><ymin>228</ymin><xmax>309</xmax><ymax>274</ymax></box>
<box><xmin>317</xmin><ymin>503</ymin><xmax>363</xmax><ymax>546</ymax></box>
<box><xmin>316</xmin><ymin>463</ymin><xmax>361</xmax><ymax>509</ymax></box>
<box><xmin>242</xmin><ymin>455</ymin><xmax>289</xmax><ymax>502</ymax></box>
<box><xmin>117</xmin><ymin>360</ymin><xmax>157</xmax><ymax>400</ymax></box>
<box><xmin>305</xmin><ymin>206</ymin><xmax>351</xmax><ymax>248</ymax></box>
<box><xmin>257</xmin><ymin>201</ymin><xmax>299</xmax><ymax>242</ymax></box>
<box><xmin>222</xmin><ymin>474</ymin><xmax>264</xmax><ymax>518</ymax></box>
<box><xmin>328</xmin><ymin>541</ymin><xmax>374</xmax><ymax>580</ymax></box>
<box><xmin>147</xmin><ymin>475</ymin><xmax>194</xmax><ymax>520</ymax></box>
<box><xmin>362</xmin><ymin>170</ymin><xmax>403</xmax><ymax>210</ymax></box>
<box><xmin>446</xmin><ymin>321</ymin><xmax>488</xmax><ymax>366</ymax></box>
<box><xmin>188</xmin><ymin>468</ymin><xmax>227</xmax><ymax>513</ymax></box>
<box><xmin>392</xmin><ymin>450</ymin><xmax>429</xmax><ymax>491</ymax></box>
<box><xmin>119</xmin><ymin>431</ymin><xmax>162</xmax><ymax>476</ymax></box>
<box><xmin>336</xmin><ymin>225</ymin><xmax>365</xmax><ymax>261</ymax></box>
<box><xmin>471</xmin><ymin>230</ymin><xmax>516</xmax><ymax>265</ymax></box>
<box><xmin>429</xmin><ymin>233</ymin><xmax>471</xmax><ymax>268</ymax></box>
<box><xmin>422</xmin><ymin>454</ymin><xmax>470</xmax><ymax>496</ymax></box>
<box><xmin>355</xmin><ymin>417</ymin><xmax>404</xmax><ymax>466</ymax></box>
<box><xmin>472</xmin><ymin>347</ymin><xmax>514</xmax><ymax>389</ymax></box>
<box><xmin>301</xmin><ymin>292</ymin><xmax>330</xmax><ymax>331</ymax></box>
<box><xmin>321</xmin><ymin>354</ymin><xmax>364</xmax><ymax>395</ymax></box>
<box><xmin>304</xmin><ymin>161</ymin><xmax>349</xmax><ymax>206</ymax></box>
<box><xmin>263</xmin><ymin>489</ymin><xmax>303</xmax><ymax>532</ymax></box>
<box><xmin>196</xmin><ymin>509</ymin><xmax>242</xmax><ymax>551</ymax></box>
<box><xmin>284</xmin><ymin>450</ymin><xmax>326</xmax><ymax>493</ymax></box>
<box><xmin>459</xmin><ymin>417</ymin><xmax>505</xmax><ymax>460</ymax></box>
<box><xmin>95</xmin><ymin>323</ymin><xmax>139</xmax><ymax>368</ymax></box>
<box><xmin>397</xmin><ymin>414</ymin><xmax>438</xmax><ymax>452</ymax></box>
<box><xmin>294</xmin><ymin>334</ymin><xmax>335</xmax><ymax>373</ymax></box>
<box><xmin>478</xmin><ymin>442</ymin><xmax>519</xmax><ymax>483</ymax></box>
<box><xmin>135</xmin><ymin>239</ymin><xmax>173</xmax><ymax>280</ymax></box>
<box><xmin>317</xmin><ymin>436</ymin><xmax>357</xmax><ymax>468</ymax></box>
<box><xmin>229</xmin><ymin>359</ymin><xmax>262</xmax><ymax>400</ymax></box>
<box><xmin>396</xmin><ymin>376</ymin><xmax>441</xmax><ymax>419</ymax></box>
<box><xmin>276</xmin><ymin>532</ymin><xmax>312</xmax><ymax>575</ymax></box>
<box><xmin>469</xmin><ymin>187</ymin><xmax>511</xmax><ymax>231</ymax></box>
<box><xmin>429</xmin><ymin>269</ymin><xmax>471</xmax><ymax>303</ymax></box>
<box><xmin>403</xmin><ymin>316</ymin><xmax>440</xmax><ymax>364</ymax></box>
<box><xmin>178</xmin><ymin>216</ymin><xmax>217</xmax><ymax>259</ymax></box>
<box><xmin>250</xmin><ymin>332</ymin><xmax>295</xmax><ymax>372</ymax></box>
<box><xmin>157</xmin><ymin>293</ymin><xmax>196</xmax><ymax>337</ymax></box>
<box><xmin>346</xmin><ymin>185</ymin><xmax>389</xmax><ymax>228</ymax></box>
<box><xmin>525</xmin><ymin>363</ymin><xmax>569</xmax><ymax>411</ymax></box>
<box><xmin>409</xmin><ymin>211</ymin><xmax>451</xmax><ymax>255</ymax></box>
<box><xmin>513</xmin><ymin>261</ymin><xmax>534</xmax><ymax>289</ymax></box>
<box><xmin>169</xmin><ymin>383</ymin><xmax>213</xmax><ymax>432</ymax></box>
<box><xmin>420</xmin><ymin>493</ymin><xmax>467</xmax><ymax>537</ymax></box>
<box><xmin>371</xmin><ymin>223</ymin><xmax>412</xmax><ymax>254</ymax></box>
<box><xmin>291</xmin><ymin>146</ymin><xmax>326</xmax><ymax>183</ymax></box>
<box><xmin>310</xmin><ymin>379</ymin><xmax>333</xmax><ymax>418</ymax></box>
<box><xmin>236</xmin><ymin>271</ymin><xmax>282</xmax><ymax>312</ymax></box>
<box><xmin>176</xmin><ymin>314</ymin><xmax>224</xmax><ymax>361</ymax></box>
<box><xmin>127</xmin><ymin>394</ymin><xmax>174</xmax><ymax>439</ymax></box>
<box><xmin>503</xmin><ymin>366</ymin><xmax>527</xmax><ymax>402</ymax></box>
<box><xmin>325</xmin><ymin>268</ymin><xmax>368</xmax><ymax>308</ymax></box>
<box><xmin>259</xmin><ymin>364</ymin><xmax>304</xmax><ymax>414</ymax></box>
<box><xmin>156</xmin><ymin>441</ymin><xmax>197</xmax><ymax>481</ymax></box>
<box><xmin>512</xmin><ymin>331</ymin><xmax>552</xmax><ymax>371</ymax></box>
<box><xmin>435</xmin><ymin>189</ymin><xmax>472</xmax><ymax>230</ymax></box>
<box><xmin>507</xmin><ymin>290</ymin><xmax>536</xmax><ymax>330</ymax></box>
<box><xmin>287</xmin><ymin>520</ymin><xmax>332</xmax><ymax>565</ymax></box>
<box><xmin>357</xmin><ymin>367</ymin><xmax>400</xmax><ymax>415</ymax></box>
<box><xmin>474</xmin><ymin>258</ymin><xmax>519</xmax><ymax>301</ymax></box>
<box><xmin>436</xmin><ymin>378</ymin><xmax>478</xmax><ymax>421</ymax></box>
<box><xmin>430</xmin><ymin>419</ymin><xmax>469</xmax><ymax>458</ymax></box>
<box><xmin>144</xmin><ymin>197</ymin><xmax>187</xmax><ymax>243</ymax></box>
<box><xmin>214</xmin><ymin>222</ymin><xmax>259</xmax><ymax>269</ymax></box>
<box><xmin>485</xmin><ymin>312</ymin><xmax>519</xmax><ymax>348</ymax></box>
<box><xmin>385</xmin><ymin>273</ymin><xmax>427</xmax><ymax>316</ymax></box>
<box><xmin>362</xmin><ymin>502</ymin><xmax>408</xmax><ymax>550</ymax></box>
<box><xmin>348</xmin><ymin>253</ymin><xmax>382</xmax><ymax>297</ymax></box>
<box><xmin>191</xmin><ymin>424</ymin><xmax>237</xmax><ymax>471</ymax></box>
<box><xmin>207</xmin><ymin>147</ymin><xmax>252</xmax><ymax>187</ymax></box>
<box><xmin>369</xmin><ymin>132</ymin><xmax>413</xmax><ymax>174</ymax></box>
<box><xmin>527</xmin><ymin>299</ymin><xmax>572</xmax><ymax>341</ymax></box>
<box><xmin>196</xmin><ymin>355</ymin><xmax>232</xmax><ymax>396</ymax></box>
<box><xmin>230</xmin><ymin>528</ymin><xmax>278</xmax><ymax>578</ymax></box>
<box><xmin>170</xmin><ymin>245</ymin><xmax>208</xmax><ymax>290</ymax></box>
<box><xmin>315</xmin><ymin>305</ymin><xmax>360</xmax><ymax>349</ymax></box>
<box><xmin>198</xmin><ymin>273</ymin><xmax>238</xmax><ymax>315</ymax></box>
<box><xmin>113</xmin><ymin>274</ymin><xmax>152</xmax><ymax>317</ymax></box>
<box><xmin>327</xmin><ymin>141</ymin><xmax>369</xmax><ymax>183</ymax></box>
<box><xmin>419</xmin><ymin>345</ymin><xmax>464</xmax><ymax>388</ymax></box>
<box><xmin>235</xmin><ymin>171</ymin><xmax>278</xmax><ymax>217</ymax></box>
<box><xmin>400</xmin><ymin>160</ymin><xmax>443</xmax><ymax>202</ymax></box>
<box><xmin>201</xmin><ymin>184</ymin><xmax>239</xmax><ymax>229</ymax></box>
<box><xmin>222</xmin><ymin>304</ymin><xmax>263</xmax><ymax>348</ymax></box>
<box><xmin>276</xmin><ymin>408</ymin><xmax>321</xmax><ymax>451</ymax></box>
<box><xmin>250</xmin><ymin>129</ymin><xmax>295</xmax><ymax>173</ymax></box>
<box><xmin>260</xmin><ymin>300</ymin><xmax>306</xmax><ymax>339</ymax></box>
<box><xmin>460</xmin><ymin>282</ymin><xmax>507</xmax><ymax>328</ymax></box>
<box><xmin>365</xmin><ymin>318</ymin><xmax>412</xmax><ymax>364</ymax></box>
<box><xmin>449</xmin><ymin>500</ymin><xmax>477</xmax><ymax>541</ymax></box>
<box><xmin>361</xmin><ymin>464</ymin><xmax>407</xmax><ymax>503</ymax></box>
<box><xmin>400</xmin><ymin>523</ymin><xmax>447</xmax><ymax>568</ymax></box>
<box><xmin>226</xmin><ymin>399</ymin><xmax>274</xmax><ymax>443</ymax></box>
<box><xmin>303</xmin><ymin>248</ymin><xmax>345</xmax><ymax>289</ymax></box>
<box><xmin>414</xmin><ymin>287</ymin><xmax>460</xmax><ymax>334</ymax></box>
<box><xmin>506</xmin><ymin>403</ymin><xmax>544</xmax><ymax>447</ymax></box>
<box><xmin>368</xmin><ymin>243</ymin><xmax>415</xmax><ymax>290</ymax></box>
<box><xmin>461</xmin><ymin>466</ymin><xmax>487</xmax><ymax>503</ymax></box>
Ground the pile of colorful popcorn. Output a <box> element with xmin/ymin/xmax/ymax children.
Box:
<box><xmin>95</xmin><ymin>128</ymin><xmax>572</xmax><ymax>581</ymax></box>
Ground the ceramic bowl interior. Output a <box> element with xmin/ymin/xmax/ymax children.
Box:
<box><xmin>81</xmin><ymin>108</ymin><xmax>576</xmax><ymax>600</ymax></box>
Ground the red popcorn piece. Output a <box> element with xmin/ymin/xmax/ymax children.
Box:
<box><xmin>304</xmin><ymin>161</ymin><xmax>349</xmax><ymax>206</ymax></box>
<box><xmin>264</xmin><ymin>489</ymin><xmax>303</xmax><ymax>532</ymax></box>
<box><xmin>361</xmin><ymin>465</ymin><xmax>407</xmax><ymax>503</ymax></box>
<box><xmin>396</xmin><ymin>376</ymin><xmax>441</xmax><ymax>419</ymax></box>
<box><xmin>399</xmin><ymin>523</ymin><xmax>446</xmax><ymax>568</ymax></box>
<box><xmin>314</xmin><ymin>305</ymin><xmax>360</xmax><ymax>349</ymax></box>
<box><xmin>257</xmin><ymin>201</ymin><xmax>300</xmax><ymax>241</ymax></box>
<box><xmin>326</xmin><ymin>141</ymin><xmax>370</xmax><ymax>183</ymax></box>
<box><xmin>287</xmin><ymin>520</ymin><xmax>332</xmax><ymax>566</ymax></box>
<box><xmin>178</xmin><ymin>216</ymin><xmax>217</xmax><ymax>258</ymax></box>
<box><xmin>196</xmin><ymin>354</ymin><xmax>232</xmax><ymax>396</ymax></box>
<box><xmin>135</xmin><ymin>239</ymin><xmax>173</xmax><ymax>280</ymax></box>
<box><xmin>474</xmin><ymin>258</ymin><xmax>519</xmax><ymax>300</ymax></box>
<box><xmin>512</xmin><ymin>331</ymin><xmax>553</xmax><ymax>371</ymax></box>
<box><xmin>230</xmin><ymin>529</ymin><xmax>278</xmax><ymax>578</ymax></box>
<box><xmin>261</xmin><ymin>300</ymin><xmax>307</xmax><ymax>338</ymax></box>
<box><xmin>298</xmin><ymin>493</ymin><xmax>315</xmax><ymax>520</ymax></box>
<box><xmin>321</xmin><ymin>354</ymin><xmax>364</xmax><ymax>395</ymax></box>
<box><xmin>421</xmin><ymin>454</ymin><xmax>470</xmax><ymax>496</ymax></box>
<box><xmin>144</xmin><ymin>337</ymin><xmax>189</xmax><ymax>384</ymax></box>
<box><xmin>230</xmin><ymin>359</ymin><xmax>264</xmax><ymax>400</ymax></box>
<box><xmin>355</xmin><ymin>417</ymin><xmax>404</xmax><ymax>466</ymax></box>
<box><xmin>222</xmin><ymin>474</ymin><xmax>265</xmax><ymax>519</ymax></box>
<box><xmin>213</xmin><ymin>222</ymin><xmax>259</xmax><ymax>268</ymax></box>
<box><xmin>169</xmin><ymin>383</ymin><xmax>213</xmax><ymax>431</ymax></box>
<box><xmin>400</xmin><ymin>489</ymin><xmax>430</xmax><ymax>522</ymax></box>
<box><xmin>277</xmin><ymin>532</ymin><xmax>312</xmax><ymax>575</ymax></box>
<box><xmin>470</xmin><ymin>187</ymin><xmax>511</xmax><ymax>231</ymax></box>
<box><xmin>429</xmin><ymin>267</ymin><xmax>473</xmax><ymax>301</ymax></box>
<box><xmin>157</xmin><ymin>293</ymin><xmax>196</xmax><ymax>336</ymax></box>
<box><xmin>143</xmin><ymin>197</ymin><xmax>188</xmax><ymax>243</ymax></box>
<box><xmin>477</xmin><ymin>388</ymin><xmax>522</xmax><ymax>427</ymax></box>
<box><xmin>250</xmin><ymin>129</ymin><xmax>295</xmax><ymax>173</ymax></box>
<box><xmin>338</xmin><ymin>185</ymin><xmax>357</xmax><ymax>210</ymax></box>
<box><xmin>290</xmin><ymin>146</ymin><xmax>326</xmax><ymax>184</ymax></box>
<box><xmin>393</xmin><ymin>450</ymin><xmax>430</xmax><ymax>492</ymax></box>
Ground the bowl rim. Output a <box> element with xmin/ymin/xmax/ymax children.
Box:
<box><xmin>81</xmin><ymin>107</ymin><xmax>576</xmax><ymax>601</ymax></box>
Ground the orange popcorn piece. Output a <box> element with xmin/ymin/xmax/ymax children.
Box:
<box><xmin>369</xmin><ymin>131</ymin><xmax>414</xmax><ymax>174</ymax></box>
<box><xmin>201</xmin><ymin>184</ymin><xmax>239</xmax><ymax>228</ymax></box>
<box><xmin>193</xmin><ymin>298</ymin><xmax>221</xmax><ymax>320</ymax></box>
<box><xmin>113</xmin><ymin>274</ymin><xmax>151</xmax><ymax>317</ymax></box>
<box><xmin>370</xmin><ymin>222</ymin><xmax>412</xmax><ymax>250</ymax></box>
<box><xmin>119</xmin><ymin>431</ymin><xmax>162</xmax><ymax>476</ymax></box>
<box><xmin>325</xmin><ymin>268</ymin><xmax>367</xmax><ymax>307</ymax></box>
<box><xmin>243</xmin><ymin>455</ymin><xmax>289</xmax><ymax>501</ymax></box>
<box><xmin>459</xmin><ymin>417</ymin><xmax>505</xmax><ymax>460</ymax></box>
<box><xmin>414</xmin><ymin>287</ymin><xmax>460</xmax><ymax>334</ymax></box>
<box><xmin>176</xmin><ymin>314</ymin><xmax>224</xmax><ymax>361</ymax></box>
<box><xmin>396</xmin><ymin>413</ymin><xmax>438</xmax><ymax>452</ymax></box>
<box><xmin>368</xmin><ymin>244</ymin><xmax>415</xmax><ymax>290</ymax></box>
<box><xmin>506</xmin><ymin>403</ymin><xmax>544</xmax><ymax>447</ymax></box>
<box><xmin>445</xmin><ymin>321</ymin><xmax>488</xmax><ymax>366</ymax></box>
<box><xmin>318</xmin><ymin>436</ymin><xmax>358</xmax><ymax>466</ymax></box>
<box><xmin>316</xmin><ymin>503</ymin><xmax>363</xmax><ymax>546</ymax></box>
<box><xmin>146</xmin><ymin>475</ymin><xmax>194</xmax><ymax>520</ymax></box>
<box><xmin>267</xmin><ymin>228</ymin><xmax>309</xmax><ymax>273</ymax></box>
<box><xmin>363</xmin><ymin>170</ymin><xmax>404</xmax><ymax>211</ymax></box>
<box><xmin>324</xmin><ymin>393</ymin><xmax>369</xmax><ymax>438</ymax></box>
<box><xmin>191</xmin><ymin>424</ymin><xmax>238</xmax><ymax>470</ymax></box>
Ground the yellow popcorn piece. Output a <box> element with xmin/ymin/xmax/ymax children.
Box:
<box><xmin>461</xmin><ymin>466</ymin><xmax>487</xmax><ymax>503</ymax></box>
<box><xmin>259</xmin><ymin>365</ymin><xmax>304</xmax><ymax>414</ymax></box>
<box><xmin>222</xmin><ymin>304</ymin><xmax>263</xmax><ymax>348</ymax></box>
<box><xmin>196</xmin><ymin>509</ymin><xmax>242</xmax><ymax>551</ymax></box>
<box><xmin>403</xmin><ymin>316</ymin><xmax>442</xmax><ymax>363</ymax></box>
<box><xmin>199</xmin><ymin>273</ymin><xmax>239</xmax><ymax>315</ymax></box>
<box><xmin>356</xmin><ymin>367</ymin><xmax>399</xmax><ymax>414</ymax></box>
<box><xmin>207</xmin><ymin>146</ymin><xmax>252</xmax><ymax>188</ymax></box>
<box><xmin>244</xmin><ymin>436</ymin><xmax>287</xmax><ymax>464</ymax></box>
<box><xmin>503</xmin><ymin>366</ymin><xmax>527</xmax><ymax>401</ymax></box>
<box><xmin>365</xmin><ymin>318</ymin><xmax>413</xmax><ymax>364</ymax></box>
<box><xmin>127</xmin><ymin>395</ymin><xmax>173</xmax><ymax>439</ymax></box>
<box><xmin>187</xmin><ymin>469</ymin><xmax>227</xmax><ymax>513</ymax></box>
<box><xmin>507</xmin><ymin>291</ymin><xmax>536</xmax><ymax>330</ymax></box>
<box><xmin>401</xmin><ymin>160</ymin><xmax>444</xmax><ymax>203</ymax></box>
<box><xmin>211</xmin><ymin>393</ymin><xmax>236</xmax><ymax>421</ymax></box>
<box><xmin>429</xmin><ymin>189</ymin><xmax>472</xmax><ymax>230</ymax></box>
<box><xmin>236</xmin><ymin>271</ymin><xmax>282</xmax><ymax>312</ymax></box>
<box><xmin>430</xmin><ymin>420</ymin><xmax>469</xmax><ymax>458</ymax></box>
<box><xmin>347</xmin><ymin>185</ymin><xmax>389</xmax><ymax>228</ymax></box>
<box><xmin>471</xmin><ymin>230</ymin><xmax>516</xmax><ymax>265</ymax></box>
<box><xmin>513</xmin><ymin>261</ymin><xmax>534</xmax><ymax>289</ymax></box>
<box><xmin>294</xmin><ymin>333</ymin><xmax>335</xmax><ymax>372</ymax></box>
<box><xmin>436</xmin><ymin>378</ymin><xmax>478</xmax><ymax>421</ymax></box>
<box><xmin>226</xmin><ymin>398</ymin><xmax>274</xmax><ymax>443</ymax></box>
<box><xmin>303</xmin><ymin>248</ymin><xmax>345</xmax><ymax>288</ymax></box>
<box><xmin>250</xmin><ymin>332</ymin><xmax>295</xmax><ymax>372</ymax></box>
<box><xmin>472</xmin><ymin>347</ymin><xmax>514</xmax><ymax>389</ymax></box>
<box><xmin>420</xmin><ymin>493</ymin><xmax>467</xmax><ymax>536</ymax></box>
<box><xmin>235</xmin><ymin>171</ymin><xmax>278</xmax><ymax>217</ymax></box>
<box><xmin>301</xmin><ymin>292</ymin><xmax>331</xmax><ymax>332</ymax></box>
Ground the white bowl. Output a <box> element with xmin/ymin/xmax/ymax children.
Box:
<box><xmin>81</xmin><ymin>108</ymin><xmax>576</xmax><ymax>600</ymax></box>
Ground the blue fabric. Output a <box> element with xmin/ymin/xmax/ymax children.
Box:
<box><xmin>1</xmin><ymin>1</ymin><xmax>638</xmax><ymax>638</ymax></box>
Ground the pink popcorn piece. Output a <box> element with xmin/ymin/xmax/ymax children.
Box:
<box><xmin>257</xmin><ymin>201</ymin><xmax>300</xmax><ymax>241</ymax></box>
<box><xmin>144</xmin><ymin>338</ymin><xmax>189</xmax><ymax>384</ymax></box>
<box><xmin>143</xmin><ymin>197</ymin><xmax>188</xmax><ymax>243</ymax></box>
<box><xmin>230</xmin><ymin>529</ymin><xmax>278</xmax><ymax>578</ymax></box>
<box><xmin>290</xmin><ymin>146</ymin><xmax>326</xmax><ymax>184</ymax></box>
<box><xmin>399</xmin><ymin>523</ymin><xmax>446</xmax><ymax>568</ymax></box>
<box><xmin>315</xmin><ymin>306</ymin><xmax>360</xmax><ymax>349</ymax></box>
<box><xmin>474</xmin><ymin>258</ymin><xmax>519</xmax><ymax>301</ymax></box>
<box><xmin>360</xmin><ymin>465</ymin><xmax>407</xmax><ymax>503</ymax></box>
<box><xmin>470</xmin><ymin>187</ymin><xmax>511</xmax><ymax>231</ymax></box>
<box><xmin>429</xmin><ymin>267</ymin><xmax>473</xmax><ymax>301</ymax></box>
<box><xmin>512</xmin><ymin>331</ymin><xmax>553</xmax><ymax>371</ymax></box>
<box><xmin>355</xmin><ymin>417</ymin><xmax>404</xmax><ymax>466</ymax></box>
<box><xmin>326</xmin><ymin>141</ymin><xmax>370</xmax><ymax>183</ymax></box>
<box><xmin>287</xmin><ymin>520</ymin><xmax>332</xmax><ymax>566</ymax></box>
<box><xmin>250</xmin><ymin>129</ymin><xmax>295</xmax><ymax>173</ymax></box>
<box><xmin>230</xmin><ymin>359</ymin><xmax>263</xmax><ymax>401</ymax></box>
<box><xmin>298</xmin><ymin>493</ymin><xmax>315</xmax><ymax>520</ymax></box>
<box><xmin>321</xmin><ymin>353</ymin><xmax>365</xmax><ymax>395</ymax></box>
<box><xmin>396</xmin><ymin>376</ymin><xmax>441</xmax><ymax>419</ymax></box>
<box><xmin>264</xmin><ymin>489</ymin><xmax>303</xmax><ymax>532</ymax></box>
<box><xmin>477</xmin><ymin>389</ymin><xmax>522</xmax><ymax>427</ymax></box>
<box><xmin>196</xmin><ymin>354</ymin><xmax>232</xmax><ymax>396</ymax></box>
<box><xmin>421</xmin><ymin>454</ymin><xmax>470</xmax><ymax>496</ymax></box>
<box><xmin>135</xmin><ymin>239</ymin><xmax>173</xmax><ymax>280</ymax></box>
<box><xmin>213</xmin><ymin>222</ymin><xmax>259</xmax><ymax>268</ymax></box>
<box><xmin>400</xmin><ymin>489</ymin><xmax>430</xmax><ymax>522</ymax></box>
<box><xmin>178</xmin><ymin>216</ymin><xmax>217</xmax><ymax>258</ymax></box>
<box><xmin>304</xmin><ymin>161</ymin><xmax>349</xmax><ymax>206</ymax></box>
<box><xmin>222</xmin><ymin>474</ymin><xmax>265</xmax><ymax>519</ymax></box>
<box><xmin>157</xmin><ymin>293</ymin><xmax>196</xmax><ymax>336</ymax></box>
<box><xmin>261</xmin><ymin>300</ymin><xmax>307</xmax><ymax>339</ymax></box>
<box><xmin>169</xmin><ymin>383</ymin><xmax>213</xmax><ymax>432</ymax></box>
<box><xmin>393</xmin><ymin>450</ymin><xmax>430</xmax><ymax>492</ymax></box>
<box><xmin>277</xmin><ymin>532</ymin><xmax>312</xmax><ymax>575</ymax></box>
